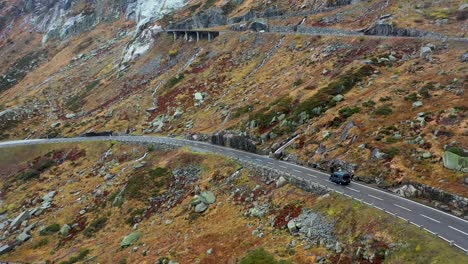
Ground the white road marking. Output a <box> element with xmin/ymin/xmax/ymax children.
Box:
<box><xmin>345</xmin><ymin>187</ymin><xmax>360</xmax><ymax>193</ymax></box>
<box><xmin>393</xmin><ymin>204</ymin><xmax>412</xmax><ymax>212</ymax></box>
<box><xmin>424</xmin><ymin>228</ymin><xmax>437</xmax><ymax>235</ymax></box>
<box><xmin>267</xmin><ymin>162</ymin><xmax>274</xmax><ymax>165</ymax></box>
<box><xmin>307</xmin><ymin>174</ymin><xmax>317</xmax><ymax>178</ymax></box>
<box><xmin>293</xmin><ymin>169</ymin><xmax>301</xmax><ymax>173</ymax></box>
<box><xmin>449</xmin><ymin>226</ymin><xmax>468</xmax><ymax>237</ymax></box>
<box><xmin>279</xmin><ymin>165</ymin><xmax>287</xmax><ymax>169</ymax></box>
<box><xmin>398</xmin><ymin>216</ymin><xmax>408</xmax><ymax>222</ymax></box>
<box><xmin>421</xmin><ymin>214</ymin><xmax>441</xmax><ymax>223</ymax></box>
<box><xmin>368</xmin><ymin>194</ymin><xmax>383</xmax><ymax>201</ymax></box>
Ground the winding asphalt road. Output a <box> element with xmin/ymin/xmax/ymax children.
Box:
<box><xmin>1</xmin><ymin>136</ymin><xmax>467</xmax><ymax>253</ymax></box>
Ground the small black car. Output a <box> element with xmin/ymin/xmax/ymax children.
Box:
<box><xmin>329</xmin><ymin>171</ymin><xmax>351</xmax><ymax>185</ymax></box>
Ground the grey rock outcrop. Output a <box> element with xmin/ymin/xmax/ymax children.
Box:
<box><xmin>0</xmin><ymin>244</ymin><xmax>14</xmax><ymax>255</ymax></box>
<box><xmin>248</xmin><ymin>19</ymin><xmax>268</xmax><ymax>32</ymax></box>
<box><xmin>10</xmin><ymin>211</ymin><xmax>31</xmax><ymax>231</ymax></box>
<box><xmin>363</xmin><ymin>21</ymin><xmax>446</xmax><ymax>39</ymax></box>
<box><xmin>211</xmin><ymin>131</ymin><xmax>257</xmax><ymax>153</ymax></box>
<box><xmin>461</xmin><ymin>53</ymin><xmax>468</xmax><ymax>63</ymax></box>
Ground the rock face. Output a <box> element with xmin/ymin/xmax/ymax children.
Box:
<box><xmin>211</xmin><ymin>131</ymin><xmax>257</xmax><ymax>153</ymax></box>
<box><xmin>168</xmin><ymin>8</ymin><xmax>227</xmax><ymax>30</ymax></box>
<box><xmin>6</xmin><ymin>0</ymin><xmax>187</xmax><ymax>43</ymax></box>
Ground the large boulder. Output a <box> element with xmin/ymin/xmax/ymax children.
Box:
<box><xmin>443</xmin><ymin>148</ymin><xmax>468</xmax><ymax>172</ymax></box>
<box><xmin>120</xmin><ymin>232</ymin><xmax>142</xmax><ymax>248</ymax></box>
<box><xmin>198</xmin><ymin>191</ymin><xmax>216</xmax><ymax>204</ymax></box>
<box><xmin>194</xmin><ymin>202</ymin><xmax>208</xmax><ymax>213</ymax></box>
<box><xmin>392</xmin><ymin>184</ymin><xmax>420</xmax><ymax>198</ymax></box>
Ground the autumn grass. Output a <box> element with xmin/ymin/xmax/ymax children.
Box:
<box><xmin>315</xmin><ymin>194</ymin><xmax>468</xmax><ymax>264</ymax></box>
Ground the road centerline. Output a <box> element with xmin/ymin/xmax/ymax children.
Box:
<box><xmin>368</xmin><ymin>194</ymin><xmax>384</xmax><ymax>201</ymax></box>
<box><xmin>420</xmin><ymin>214</ymin><xmax>441</xmax><ymax>223</ymax></box>
<box><xmin>394</xmin><ymin>203</ymin><xmax>412</xmax><ymax>212</ymax></box>
<box><xmin>345</xmin><ymin>187</ymin><xmax>360</xmax><ymax>193</ymax></box>
<box><xmin>448</xmin><ymin>226</ymin><xmax>468</xmax><ymax>237</ymax></box>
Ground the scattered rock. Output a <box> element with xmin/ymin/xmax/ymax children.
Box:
<box><xmin>412</xmin><ymin>101</ymin><xmax>423</xmax><ymax>108</ymax></box>
<box><xmin>287</xmin><ymin>220</ymin><xmax>299</xmax><ymax>233</ymax></box>
<box><xmin>461</xmin><ymin>53</ymin><xmax>468</xmax><ymax>63</ymax></box>
<box><xmin>0</xmin><ymin>244</ymin><xmax>14</xmax><ymax>255</ymax></box>
<box><xmin>194</xmin><ymin>202</ymin><xmax>208</xmax><ymax>213</ymax></box>
<box><xmin>371</xmin><ymin>148</ymin><xmax>385</xmax><ymax>160</ymax></box>
<box><xmin>51</xmin><ymin>122</ymin><xmax>61</xmax><ymax>128</ymax></box>
<box><xmin>332</xmin><ymin>94</ymin><xmax>344</xmax><ymax>102</ymax></box>
<box><xmin>60</xmin><ymin>224</ymin><xmax>71</xmax><ymax>237</ymax></box>
<box><xmin>275</xmin><ymin>176</ymin><xmax>287</xmax><ymax>188</ymax></box>
<box><xmin>392</xmin><ymin>184</ymin><xmax>420</xmax><ymax>197</ymax></box>
<box><xmin>206</xmin><ymin>248</ymin><xmax>213</xmax><ymax>255</ymax></box>
<box><xmin>10</xmin><ymin>210</ymin><xmax>30</xmax><ymax>230</ymax></box>
<box><xmin>65</xmin><ymin>113</ymin><xmax>76</xmax><ymax>119</ymax></box>
<box><xmin>16</xmin><ymin>232</ymin><xmax>31</xmax><ymax>243</ymax></box>
<box><xmin>422</xmin><ymin>152</ymin><xmax>432</xmax><ymax>159</ymax></box>
<box><xmin>420</xmin><ymin>44</ymin><xmax>435</xmax><ymax>61</ymax></box>
<box><xmin>198</xmin><ymin>191</ymin><xmax>216</xmax><ymax>205</ymax></box>
<box><xmin>249</xmin><ymin>203</ymin><xmax>269</xmax><ymax>218</ymax></box>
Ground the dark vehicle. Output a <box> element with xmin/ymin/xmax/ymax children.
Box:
<box><xmin>329</xmin><ymin>171</ymin><xmax>351</xmax><ymax>185</ymax></box>
<box><xmin>79</xmin><ymin>131</ymin><xmax>113</xmax><ymax>137</ymax></box>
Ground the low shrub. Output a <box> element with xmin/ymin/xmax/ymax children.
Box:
<box><xmin>40</xmin><ymin>223</ymin><xmax>61</xmax><ymax>236</ymax></box>
<box><xmin>374</xmin><ymin>105</ymin><xmax>393</xmax><ymax>116</ymax></box>
<box><xmin>164</xmin><ymin>74</ymin><xmax>184</xmax><ymax>89</ymax></box>
<box><xmin>339</xmin><ymin>107</ymin><xmax>361</xmax><ymax>118</ymax></box>
<box><xmin>362</xmin><ymin>100</ymin><xmax>376</xmax><ymax>108</ymax></box>
<box><xmin>446</xmin><ymin>146</ymin><xmax>467</xmax><ymax>157</ymax></box>
<box><xmin>292</xmin><ymin>79</ymin><xmax>304</xmax><ymax>88</ymax></box>
<box><xmin>124</xmin><ymin>167</ymin><xmax>172</xmax><ymax>200</ymax></box>
<box><xmin>84</xmin><ymin>217</ymin><xmax>108</xmax><ymax>237</ymax></box>
<box><xmin>232</xmin><ymin>105</ymin><xmax>253</xmax><ymax>118</ymax></box>
<box><xmin>32</xmin><ymin>238</ymin><xmax>49</xmax><ymax>249</ymax></box>
<box><xmin>240</xmin><ymin>248</ymin><xmax>291</xmax><ymax>264</ymax></box>
<box><xmin>294</xmin><ymin>65</ymin><xmax>373</xmax><ymax>119</ymax></box>
<box><xmin>60</xmin><ymin>248</ymin><xmax>90</xmax><ymax>264</ymax></box>
<box><xmin>19</xmin><ymin>169</ymin><xmax>40</xmax><ymax>181</ymax></box>
<box><xmin>385</xmin><ymin>147</ymin><xmax>400</xmax><ymax>159</ymax></box>
<box><xmin>404</xmin><ymin>93</ymin><xmax>419</xmax><ymax>102</ymax></box>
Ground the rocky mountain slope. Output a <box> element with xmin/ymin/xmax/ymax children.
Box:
<box><xmin>0</xmin><ymin>0</ymin><xmax>466</xmax><ymax>224</ymax></box>
<box><xmin>0</xmin><ymin>142</ymin><xmax>466</xmax><ymax>263</ymax></box>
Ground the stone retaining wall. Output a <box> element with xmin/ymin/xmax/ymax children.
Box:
<box><xmin>297</xmin><ymin>25</ymin><xmax>361</xmax><ymax>36</ymax></box>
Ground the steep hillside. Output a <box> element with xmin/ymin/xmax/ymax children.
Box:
<box><xmin>0</xmin><ymin>142</ymin><xmax>466</xmax><ymax>263</ymax></box>
<box><xmin>0</xmin><ymin>0</ymin><xmax>466</xmax><ymax>220</ymax></box>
